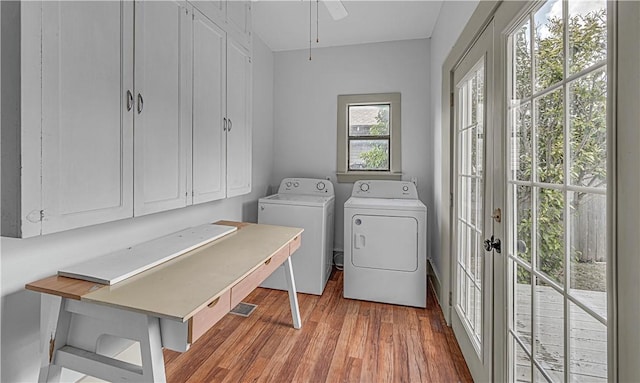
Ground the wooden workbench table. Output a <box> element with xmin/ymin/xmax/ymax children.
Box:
<box><xmin>26</xmin><ymin>221</ymin><xmax>303</xmax><ymax>383</ymax></box>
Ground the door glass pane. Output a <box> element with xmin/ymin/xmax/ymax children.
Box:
<box><xmin>534</xmin><ymin>279</ymin><xmax>565</xmax><ymax>382</ymax></box>
<box><xmin>568</xmin><ymin>0</ymin><xmax>606</xmax><ymax>75</ymax></box>
<box><xmin>534</xmin><ymin>0</ymin><xmax>564</xmax><ymax>92</ymax></box>
<box><xmin>513</xmin><ymin>102</ymin><xmax>532</xmax><ymax>181</ymax></box>
<box><xmin>536</xmin><ymin>188</ymin><xmax>565</xmax><ymax>285</ymax></box>
<box><xmin>569</xmin><ymin>68</ymin><xmax>607</xmax><ymax>189</ymax></box>
<box><xmin>515</xmin><ymin>185</ymin><xmax>533</xmax><ymax>263</ymax></box>
<box><xmin>569</xmin><ymin>302</ymin><xmax>607</xmax><ymax>382</ymax></box>
<box><xmin>516</xmin><ymin>340</ymin><xmax>533</xmax><ymax>382</ymax></box>
<box><xmin>516</xmin><ymin>265</ymin><xmax>532</xmax><ymax>350</ymax></box>
<box><xmin>514</xmin><ymin>20</ymin><xmax>532</xmax><ymax>99</ymax></box>
<box><xmin>536</xmin><ymin>88</ymin><xmax>564</xmax><ymax>185</ymax></box>
<box><xmin>569</xmin><ymin>192</ymin><xmax>606</xmax><ymax>319</ymax></box>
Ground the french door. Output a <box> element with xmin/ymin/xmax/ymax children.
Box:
<box><xmin>505</xmin><ymin>1</ymin><xmax>609</xmax><ymax>381</ymax></box>
<box><xmin>451</xmin><ymin>21</ymin><xmax>496</xmax><ymax>383</ymax></box>
<box><xmin>452</xmin><ymin>0</ymin><xmax>612</xmax><ymax>381</ymax></box>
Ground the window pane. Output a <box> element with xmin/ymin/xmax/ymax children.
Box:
<box><xmin>568</xmin><ymin>0</ymin><xmax>606</xmax><ymax>75</ymax></box>
<box><xmin>348</xmin><ymin>104</ymin><xmax>389</xmax><ymax>136</ymax></box>
<box><xmin>513</xmin><ymin>102</ymin><xmax>532</xmax><ymax>181</ymax></box>
<box><xmin>569</xmin><ymin>69</ymin><xmax>607</xmax><ymax>188</ymax></box>
<box><xmin>536</xmin><ymin>88</ymin><xmax>564</xmax><ymax>185</ymax></box>
<box><xmin>534</xmin><ymin>278</ymin><xmax>565</xmax><ymax>382</ymax></box>
<box><xmin>537</xmin><ymin>188</ymin><xmax>565</xmax><ymax>285</ymax></box>
<box><xmin>515</xmin><ymin>185</ymin><xmax>533</xmax><ymax>264</ymax></box>
<box><xmin>349</xmin><ymin>139</ymin><xmax>389</xmax><ymax>170</ymax></box>
<box><xmin>535</xmin><ymin>0</ymin><xmax>564</xmax><ymax>92</ymax></box>
<box><xmin>569</xmin><ymin>192</ymin><xmax>606</xmax><ymax>319</ymax></box>
<box><xmin>514</xmin><ymin>20</ymin><xmax>532</xmax><ymax>99</ymax></box>
<box><xmin>569</xmin><ymin>302</ymin><xmax>607</xmax><ymax>382</ymax></box>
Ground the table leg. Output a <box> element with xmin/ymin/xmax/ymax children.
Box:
<box><xmin>283</xmin><ymin>256</ymin><xmax>302</xmax><ymax>329</ymax></box>
<box><xmin>38</xmin><ymin>295</ymin><xmax>71</xmax><ymax>383</ymax></box>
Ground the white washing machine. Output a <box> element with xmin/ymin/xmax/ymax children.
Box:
<box><xmin>344</xmin><ymin>180</ymin><xmax>427</xmax><ymax>308</ymax></box>
<box><xmin>258</xmin><ymin>178</ymin><xmax>335</xmax><ymax>295</ymax></box>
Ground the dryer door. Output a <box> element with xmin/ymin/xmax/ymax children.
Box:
<box><xmin>351</xmin><ymin>214</ymin><xmax>418</xmax><ymax>272</ymax></box>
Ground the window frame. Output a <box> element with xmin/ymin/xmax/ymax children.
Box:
<box><xmin>336</xmin><ymin>93</ymin><xmax>402</xmax><ymax>183</ymax></box>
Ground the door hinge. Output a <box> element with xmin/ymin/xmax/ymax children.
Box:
<box><xmin>449</xmin><ymin>193</ymin><xmax>454</xmax><ymax>208</ymax></box>
<box><xmin>449</xmin><ymin>291</ymin><xmax>453</xmax><ymax>306</ymax></box>
<box><xmin>450</xmin><ymin>92</ymin><xmax>454</xmax><ymax>107</ymax></box>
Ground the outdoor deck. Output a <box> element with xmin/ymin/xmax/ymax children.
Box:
<box><xmin>514</xmin><ymin>284</ymin><xmax>607</xmax><ymax>382</ymax></box>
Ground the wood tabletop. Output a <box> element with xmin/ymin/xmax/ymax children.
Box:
<box><xmin>26</xmin><ymin>222</ymin><xmax>303</xmax><ymax>322</ymax></box>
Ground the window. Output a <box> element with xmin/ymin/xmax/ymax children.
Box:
<box><xmin>336</xmin><ymin>93</ymin><xmax>401</xmax><ymax>183</ymax></box>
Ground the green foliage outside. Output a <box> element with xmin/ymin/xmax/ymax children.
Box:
<box><xmin>515</xmin><ymin>8</ymin><xmax>607</xmax><ymax>286</ymax></box>
<box><xmin>360</xmin><ymin>108</ymin><xmax>390</xmax><ymax>170</ymax></box>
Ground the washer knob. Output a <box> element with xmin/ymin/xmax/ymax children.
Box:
<box><xmin>360</xmin><ymin>183</ymin><xmax>370</xmax><ymax>192</ymax></box>
<box><xmin>403</xmin><ymin>185</ymin><xmax>409</xmax><ymax>192</ymax></box>
<box><xmin>286</xmin><ymin>182</ymin><xmax>292</xmax><ymax>187</ymax></box>
<box><xmin>316</xmin><ymin>181</ymin><xmax>326</xmax><ymax>191</ymax></box>
<box><xmin>293</xmin><ymin>182</ymin><xmax>299</xmax><ymax>187</ymax></box>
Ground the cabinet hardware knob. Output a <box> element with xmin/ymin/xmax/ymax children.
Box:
<box><xmin>223</xmin><ymin>117</ymin><xmax>227</xmax><ymax>131</ymax></box>
<box><xmin>137</xmin><ymin>93</ymin><xmax>144</xmax><ymax>114</ymax></box>
<box><xmin>207</xmin><ymin>298</ymin><xmax>220</xmax><ymax>308</ymax></box>
<box><xmin>126</xmin><ymin>90</ymin><xmax>133</xmax><ymax>111</ymax></box>
<box><xmin>228</xmin><ymin>119</ymin><xmax>232</xmax><ymax>132</ymax></box>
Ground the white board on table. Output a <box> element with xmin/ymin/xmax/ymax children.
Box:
<box><xmin>58</xmin><ymin>223</ymin><xmax>237</xmax><ymax>285</ymax></box>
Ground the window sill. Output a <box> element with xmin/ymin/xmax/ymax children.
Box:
<box><xmin>336</xmin><ymin>172</ymin><xmax>402</xmax><ymax>183</ymax></box>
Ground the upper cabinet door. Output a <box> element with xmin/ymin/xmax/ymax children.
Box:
<box><xmin>226</xmin><ymin>0</ymin><xmax>251</xmax><ymax>48</ymax></box>
<box><xmin>134</xmin><ymin>0</ymin><xmax>190</xmax><ymax>216</ymax></box>
<box><xmin>41</xmin><ymin>1</ymin><xmax>134</xmax><ymax>234</ymax></box>
<box><xmin>192</xmin><ymin>9</ymin><xmax>227</xmax><ymax>204</ymax></box>
<box><xmin>226</xmin><ymin>38</ymin><xmax>252</xmax><ymax>198</ymax></box>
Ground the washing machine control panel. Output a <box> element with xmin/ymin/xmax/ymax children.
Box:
<box><xmin>278</xmin><ymin>178</ymin><xmax>335</xmax><ymax>196</ymax></box>
<box><xmin>351</xmin><ymin>180</ymin><xmax>418</xmax><ymax>199</ymax></box>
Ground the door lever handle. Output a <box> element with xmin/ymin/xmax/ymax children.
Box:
<box><xmin>484</xmin><ymin>235</ymin><xmax>501</xmax><ymax>253</ymax></box>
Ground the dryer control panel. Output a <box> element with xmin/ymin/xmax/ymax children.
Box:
<box><xmin>351</xmin><ymin>180</ymin><xmax>418</xmax><ymax>199</ymax></box>
<box><xmin>278</xmin><ymin>178</ymin><xmax>335</xmax><ymax>196</ymax></box>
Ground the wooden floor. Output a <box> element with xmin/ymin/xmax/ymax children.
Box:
<box><xmin>164</xmin><ymin>270</ymin><xmax>473</xmax><ymax>383</ymax></box>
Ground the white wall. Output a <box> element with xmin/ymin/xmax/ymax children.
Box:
<box><xmin>0</xmin><ymin>35</ymin><xmax>274</xmax><ymax>383</ymax></box>
<box><xmin>272</xmin><ymin>39</ymin><xmax>430</xmax><ymax>252</ymax></box>
<box><xmin>427</xmin><ymin>1</ymin><xmax>479</xmax><ymax>305</ymax></box>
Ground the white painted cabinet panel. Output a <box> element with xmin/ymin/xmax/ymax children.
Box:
<box><xmin>133</xmin><ymin>1</ymin><xmax>191</xmax><ymax>216</ymax></box>
<box><xmin>192</xmin><ymin>9</ymin><xmax>227</xmax><ymax>204</ymax></box>
<box><xmin>40</xmin><ymin>2</ymin><xmax>134</xmax><ymax>234</ymax></box>
<box><xmin>226</xmin><ymin>38</ymin><xmax>252</xmax><ymax>198</ymax></box>
<box><xmin>226</xmin><ymin>0</ymin><xmax>251</xmax><ymax>48</ymax></box>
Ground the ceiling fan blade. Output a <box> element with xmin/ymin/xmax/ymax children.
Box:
<box><xmin>323</xmin><ymin>0</ymin><xmax>348</xmax><ymax>20</ymax></box>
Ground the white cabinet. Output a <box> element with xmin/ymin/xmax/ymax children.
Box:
<box><xmin>191</xmin><ymin>7</ymin><xmax>252</xmax><ymax>202</ymax></box>
<box><xmin>191</xmin><ymin>8</ymin><xmax>227</xmax><ymax>203</ymax></box>
<box><xmin>39</xmin><ymin>2</ymin><xmax>134</xmax><ymax>235</ymax></box>
<box><xmin>133</xmin><ymin>1</ymin><xmax>191</xmax><ymax>216</ymax></box>
<box><xmin>226</xmin><ymin>0</ymin><xmax>252</xmax><ymax>48</ymax></box>
<box><xmin>1</xmin><ymin>1</ymin><xmax>251</xmax><ymax>238</ymax></box>
<box><xmin>226</xmin><ymin>38</ymin><xmax>252</xmax><ymax>198</ymax></box>
<box><xmin>190</xmin><ymin>0</ymin><xmax>251</xmax><ymax>49</ymax></box>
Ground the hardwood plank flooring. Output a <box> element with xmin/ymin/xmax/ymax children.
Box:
<box><xmin>165</xmin><ymin>270</ymin><xmax>473</xmax><ymax>382</ymax></box>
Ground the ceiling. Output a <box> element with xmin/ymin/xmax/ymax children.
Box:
<box><xmin>252</xmin><ymin>1</ymin><xmax>444</xmax><ymax>52</ymax></box>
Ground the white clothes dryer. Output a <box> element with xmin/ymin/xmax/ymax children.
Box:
<box><xmin>258</xmin><ymin>178</ymin><xmax>335</xmax><ymax>295</ymax></box>
<box><xmin>344</xmin><ymin>180</ymin><xmax>427</xmax><ymax>308</ymax></box>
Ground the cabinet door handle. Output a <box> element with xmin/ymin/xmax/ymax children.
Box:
<box><xmin>126</xmin><ymin>90</ymin><xmax>133</xmax><ymax>111</ymax></box>
<box><xmin>223</xmin><ymin>117</ymin><xmax>227</xmax><ymax>131</ymax></box>
<box><xmin>228</xmin><ymin>119</ymin><xmax>232</xmax><ymax>132</ymax></box>
<box><xmin>137</xmin><ymin>93</ymin><xmax>144</xmax><ymax>114</ymax></box>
